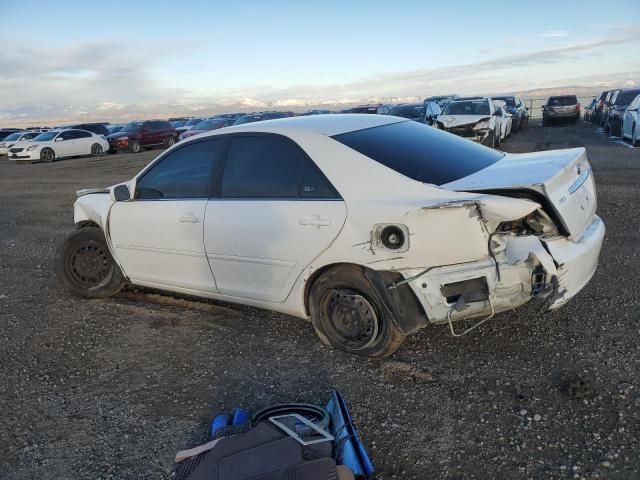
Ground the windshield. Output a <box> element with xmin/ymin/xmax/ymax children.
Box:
<box><xmin>193</xmin><ymin>119</ymin><xmax>219</xmax><ymax>130</ymax></box>
<box><xmin>185</xmin><ymin>118</ymin><xmax>203</xmax><ymax>126</ymax></box>
<box><xmin>389</xmin><ymin>105</ymin><xmax>425</xmax><ymax>118</ymax></box>
<box><xmin>492</xmin><ymin>96</ymin><xmax>516</xmax><ymax>107</ymax></box>
<box><xmin>33</xmin><ymin>131</ymin><xmax>58</xmax><ymax>141</ymax></box>
<box><xmin>109</xmin><ymin>126</ymin><xmax>123</xmax><ymax>133</ymax></box>
<box><xmin>4</xmin><ymin>132</ymin><xmax>21</xmax><ymax>141</ymax></box>
<box><xmin>233</xmin><ymin>115</ymin><xmax>263</xmax><ymax>125</ymax></box>
<box><xmin>122</xmin><ymin>122</ymin><xmax>143</xmax><ymax>132</ymax></box>
<box><xmin>443</xmin><ymin>100</ymin><xmax>490</xmax><ymax>116</ymax></box>
<box><xmin>614</xmin><ymin>90</ymin><xmax>640</xmax><ymax>106</ymax></box>
<box><xmin>548</xmin><ymin>96</ymin><xmax>578</xmax><ymax>106</ymax></box>
<box><xmin>332</xmin><ymin>121</ymin><xmax>503</xmax><ymax>186</ymax></box>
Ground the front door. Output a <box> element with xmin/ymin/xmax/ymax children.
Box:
<box><xmin>55</xmin><ymin>130</ymin><xmax>80</xmax><ymax>157</ymax></box>
<box><xmin>204</xmin><ymin>134</ymin><xmax>346</xmax><ymax>303</ymax></box>
<box><xmin>109</xmin><ymin>138</ymin><xmax>226</xmax><ymax>292</ymax></box>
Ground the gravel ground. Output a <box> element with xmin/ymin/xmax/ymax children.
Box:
<box><xmin>0</xmin><ymin>121</ymin><xmax>638</xmax><ymax>479</ymax></box>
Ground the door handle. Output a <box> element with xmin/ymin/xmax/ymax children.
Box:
<box><xmin>179</xmin><ymin>215</ymin><xmax>201</xmax><ymax>223</ymax></box>
<box><xmin>299</xmin><ymin>216</ymin><xmax>331</xmax><ymax>227</ymax></box>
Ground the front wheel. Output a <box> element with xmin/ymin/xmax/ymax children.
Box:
<box><xmin>163</xmin><ymin>136</ymin><xmax>175</xmax><ymax>148</ymax></box>
<box><xmin>55</xmin><ymin>227</ymin><xmax>126</xmax><ymax>299</ymax></box>
<box><xmin>40</xmin><ymin>147</ymin><xmax>55</xmax><ymax>163</ymax></box>
<box><xmin>129</xmin><ymin>140</ymin><xmax>141</xmax><ymax>153</ymax></box>
<box><xmin>632</xmin><ymin>124</ymin><xmax>638</xmax><ymax>147</ymax></box>
<box><xmin>309</xmin><ymin>265</ymin><xmax>405</xmax><ymax>358</ymax></box>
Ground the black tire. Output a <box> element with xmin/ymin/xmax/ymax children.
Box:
<box><xmin>90</xmin><ymin>143</ymin><xmax>103</xmax><ymax>156</ymax></box>
<box><xmin>163</xmin><ymin>136</ymin><xmax>175</xmax><ymax>148</ymax></box>
<box><xmin>40</xmin><ymin>147</ymin><xmax>55</xmax><ymax>163</ymax></box>
<box><xmin>129</xmin><ymin>140</ymin><xmax>141</xmax><ymax>153</ymax></box>
<box><xmin>55</xmin><ymin>227</ymin><xmax>125</xmax><ymax>299</ymax></box>
<box><xmin>495</xmin><ymin>128</ymin><xmax>501</xmax><ymax>147</ymax></box>
<box><xmin>632</xmin><ymin>124</ymin><xmax>638</xmax><ymax>147</ymax></box>
<box><xmin>542</xmin><ymin>117</ymin><xmax>549</xmax><ymax>127</ymax></box>
<box><xmin>512</xmin><ymin>116</ymin><xmax>520</xmax><ymax>133</ymax></box>
<box><xmin>309</xmin><ymin>265</ymin><xmax>406</xmax><ymax>358</ymax></box>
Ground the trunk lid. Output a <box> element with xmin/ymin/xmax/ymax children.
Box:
<box><xmin>441</xmin><ymin>147</ymin><xmax>597</xmax><ymax>240</ymax></box>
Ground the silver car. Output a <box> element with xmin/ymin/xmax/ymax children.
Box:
<box><xmin>542</xmin><ymin>95</ymin><xmax>580</xmax><ymax>125</ymax></box>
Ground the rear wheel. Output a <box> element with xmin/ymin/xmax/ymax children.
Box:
<box><xmin>632</xmin><ymin>124</ymin><xmax>638</xmax><ymax>147</ymax></box>
<box><xmin>309</xmin><ymin>265</ymin><xmax>405</xmax><ymax>358</ymax></box>
<box><xmin>55</xmin><ymin>227</ymin><xmax>125</xmax><ymax>299</ymax></box>
<box><xmin>512</xmin><ymin>116</ymin><xmax>520</xmax><ymax>133</ymax></box>
<box><xmin>129</xmin><ymin>140</ymin><xmax>141</xmax><ymax>153</ymax></box>
<box><xmin>495</xmin><ymin>128</ymin><xmax>501</xmax><ymax>147</ymax></box>
<box><xmin>40</xmin><ymin>148</ymin><xmax>55</xmax><ymax>163</ymax></box>
<box><xmin>91</xmin><ymin>143</ymin><xmax>103</xmax><ymax>156</ymax></box>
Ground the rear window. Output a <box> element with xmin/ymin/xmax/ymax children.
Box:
<box><xmin>492</xmin><ymin>96</ymin><xmax>516</xmax><ymax>107</ymax></box>
<box><xmin>548</xmin><ymin>96</ymin><xmax>578</xmax><ymax>106</ymax></box>
<box><xmin>332</xmin><ymin>121</ymin><xmax>503</xmax><ymax>186</ymax></box>
<box><xmin>389</xmin><ymin>105</ymin><xmax>425</xmax><ymax>118</ymax></box>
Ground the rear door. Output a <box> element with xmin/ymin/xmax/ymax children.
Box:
<box><xmin>75</xmin><ymin>130</ymin><xmax>93</xmax><ymax>155</ymax></box>
<box><xmin>204</xmin><ymin>133</ymin><xmax>346</xmax><ymax>303</ymax></box>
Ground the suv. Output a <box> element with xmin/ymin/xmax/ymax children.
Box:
<box><xmin>542</xmin><ymin>95</ymin><xmax>580</xmax><ymax>126</ymax></box>
<box><xmin>64</xmin><ymin>123</ymin><xmax>110</xmax><ymax>136</ymax></box>
<box><xmin>593</xmin><ymin>90</ymin><xmax>610</xmax><ymax>124</ymax></box>
<box><xmin>344</xmin><ymin>104</ymin><xmax>391</xmax><ymax>114</ymax></box>
<box><xmin>605</xmin><ymin>88</ymin><xmax>640</xmax><ymax>137</ymax></box>
<box><xmin>107</xmin><ymin>120</ymin><xmax>176</xmax><ymax>153</ymax></box>
<box><xmin>491</xmin><ymin>96</ymin><xmax>529</xmax><ymax>132</ymax></box>
<box><xmin>0</xmin><ymin>128</ymin><xmax>23</xmax><ymax>140</ymax></box>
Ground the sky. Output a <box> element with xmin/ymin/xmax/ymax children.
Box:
<box><xmin>1</xmin><ymin>0</ymin><xmax>639</xmax><ymax>125</ymax></box>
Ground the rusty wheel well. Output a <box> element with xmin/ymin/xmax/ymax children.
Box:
<box><xmin>303</xmin><ymin>262</ymin><xmax>428</xmax><ymax>336</ymax></box>
<box><xmin>76</xmin><ymin>220</ymin><xmax>101</xmax><ymax>229</ymax></box>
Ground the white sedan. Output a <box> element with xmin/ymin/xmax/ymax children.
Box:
<box><xmin>0</xmin><ymin>130</ymin><xmax>41</xmax><ymax>155</ymax></box>
<box><xmin>621</xmin><ymin>93</ymin><xmax>640</xmax><ymax>146</ymax></box>
<box><xmin>436</xmin><ymin>97</ymin><xmax>503</xmax><ymax>147</ymax></box>
<box><xmin>56</xmin><ymin>115</ymin><xmax>605</xmax><ymax>357</ymax></box>
<box><xmin>8</xmin><ymin>129</ymin><xmax>109</xmax><ymax>162</ymax></box>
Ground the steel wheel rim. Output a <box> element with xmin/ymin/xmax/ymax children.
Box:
<box><xmin>66</xmin><ymin>242</ymin><xmax>111</xmax><ymax>287</ymax></box>
<box><xmin>320</xmin><ymin>289</ymin><xmax>379</xmax><ymax>351</ymax></box>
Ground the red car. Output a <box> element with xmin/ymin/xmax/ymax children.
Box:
<box><xmin>178</xmin><ymin>118</ymin><xmax>232</xmax><ymax>141</ymax></box>
<box><xmin>107</xmin><ymin>120</ymin><xmax>176</xmax><ymax>153</ymax></box>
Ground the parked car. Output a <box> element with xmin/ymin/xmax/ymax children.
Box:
<box><xmin>492</xmin><ymin>101</ymin><xmax>512</xmax><ymax>140</ymax></box>
<box><xmin>63</xmin><ymin>123</ymin><xmax>110</xmax><ymax>136</ymax></box>
<box><xmin>107</xmin><ymin>120</ymin><xmax>176</xmax><ymax>153</ymax></box>
<box><xmin>302</xmin><ymin>110</ymin><xmax>333</xmax><ymax>116</ymax></box>
<box><xmin>423</xmin><ymin>101</ymin><xmax>442</xmax><ymax>126</ymax></box>
<box><xmin>621</xmin><ymin>93</ymin><xmax>640</xmax><ymax>146</ymax></box>
<box><xmin>175</xmin><ymin>118</ymin><xmax>205</xmax><ymax>138</ymax></box>
<box><xmin>178</xmin><ymin>118</ymin><xmax>232</xmax><ymax>141</ymax></box>
<box><xmin>343</xmin><ymin>104</ymin><xmax>391</xmax><ymax>115</ymax></box>
<box><xmin>57</xmin><ymin>114</ymin><xmax>604</xmax><ymax>357</ymax></box>
<box><xmin>388</xmin><ymin>103</ymin><xmax>425</xmax><ymax>122</ymax></box>
<box><xmin>593</xmin><ymin>90</ymin><xmax>610</xmax><ymax>124</ymax></box>
<box><xmin>7</xmin><ymin>129</ymin><xmax>109</xmax><ymax>162</ymax></box>
<box><xmin>233</xmin><ymin>112</ymin><xmax>291</xmax><ymax>125</ymax></box>
<box><xmin>0</xmin><ymin>128</ymin><xmax>23</xmax><ymax>140</ymax></box>
<box><xmin>600</xmin><ymin>90</ymin><xmax>618</xmax><ymax>127</ymax></box>
<box><xmin>542</xmin><ymin>95</ymin><xmax>580</xmax><ymax>126</ymax></box>
<box><xmin>0</xmin><ymin>130</ymin><xmax>41</xmax><ymax>156</ymax></box>
<box><xmin>211</xmin><ymin>113</ymin><xmax>245</xmax><ymax>121</ymax></box>
<box><xmin>604</xmin><ymin>88</ymin><xmax>640</xmax><ymax>137</ymax></box>
<box><xmin>491</xmin><ymin>96</ymin><xmax>528</xmax><ymax>132</ymax></box>
<box><xmin>583</xmin><ymin>98</ymin><xmax>597</xmax><ymax>122</ymax></box>
<box><xmin>170</xmin><ymin>120</ymin><xmax>188</xmax><ymax>128</ymax></box>
<box><xmin>424</xmin><ymin>95</ymin><xmax>459</xmax><ymax>109</ymax></box>
<box><xmin>436</xmin><ymin>97</ymin><xmax>502</xmax><ymax>147</ymax></box>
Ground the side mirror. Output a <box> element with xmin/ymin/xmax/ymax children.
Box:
<box><xmin>113</xmin><ymin>184</ymin><xmax>131</xmax><ymax>202</ymax></box>
<box><xmin>55</xmin><ymin>137</ymin><xmax>64</xmax><ymax>142</ymax></box>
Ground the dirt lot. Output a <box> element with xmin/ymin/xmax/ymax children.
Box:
<box><xmin>1</xmin><ymin>121</ymin><xmax>639</xmax><ymax>479</ymax></box>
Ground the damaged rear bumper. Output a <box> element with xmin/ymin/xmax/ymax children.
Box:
<box><xmin>399</xmin><ymin>215</ymin><xmax>605</xmax><ymax>324</ymax></box>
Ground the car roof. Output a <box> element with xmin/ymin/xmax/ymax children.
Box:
<box><xmin>216</xmin><ymin>113</ymin><xmax>405</xmax><ymax>137</ymax></box>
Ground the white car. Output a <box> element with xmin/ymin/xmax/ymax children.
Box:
<box><xmin>8</xmin><ymin>129</ymin><xmax>109</xmax><ymax>162</ymax></box>
<box><xmin>0</xmin><ymin>130</ymin><xmax>41</xmax><ymax>156</ymax></box>
<box><xmin>56</xmin><ymin>115</ymin><xmax>605</xmax><ymax>357</ymax></box>
<box><xmin>492</xmin><ymin>100</ymin><xmax>512</xmax><ymax>140</ymax></box>
<box><xmin>436</xmin><ymin>97</ymin><xmax>503</xmax><ymax>147</ymax></box>
<box><xmin>621</xmin><ymin>93</ymin><xmax>640</xmax><ymax>146</ymax></box>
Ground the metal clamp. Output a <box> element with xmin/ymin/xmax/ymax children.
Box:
<box><xmin>447</xmin><ymin>297</ymin><xmax>496</xmax><ymax>337</ymax></box>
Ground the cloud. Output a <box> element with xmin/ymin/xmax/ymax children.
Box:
<box><xmin>540</xmin><ymin>31</ymin><xmax>569</xmax><ymax>38</ymax></box>
<box><xmin>2</xmin><ymin>26</ymin><xmax>640</xmax><ymax>126</ymax></box>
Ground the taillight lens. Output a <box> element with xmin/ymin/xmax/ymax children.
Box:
<box><xmin>576</xmin><ymin>103</ymin><xmax>581</xmax><ymax>111</ymax></box>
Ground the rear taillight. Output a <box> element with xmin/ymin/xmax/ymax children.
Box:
<box><xmin>576</xmin><ymin>103</ymin><xmax>581</xmax><ymax>111</ymax></box>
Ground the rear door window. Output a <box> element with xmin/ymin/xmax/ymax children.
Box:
<box><xmin>332</xmin><ymin>121</ymin><xmax>503</xmax><ymax>186</ymax></box>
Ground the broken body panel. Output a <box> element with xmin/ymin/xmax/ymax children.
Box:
<box><xmin>72</xmin><ymin>116</ymin><xmax>604</xmax><ymax>336</ymax></box>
